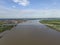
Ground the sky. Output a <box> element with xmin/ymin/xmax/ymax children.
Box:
<box><xmin>0</xmin><ymin>0</ymin><xmax>60</xmax><ymax>18</ymax></box>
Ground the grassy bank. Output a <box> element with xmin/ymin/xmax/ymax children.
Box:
<box><xmin>0</xmin><ymin>24</ymin><xmax>15</xmax><ymax>33</ymax></box>
<box><xmin>40</xmin><ymin>20</ymin><xmax>60</xmax><ymax>32</ymax></box>
<box><xmin>0</xmin><ymin>20</ymin><xmax>27</xmax><ymax>33</ymax></box>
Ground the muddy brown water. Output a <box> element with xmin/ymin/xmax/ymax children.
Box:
<box><xmin>0</xmin><ymin>20</ymin><xmax>60</xmax><ymax>45</ymax></box>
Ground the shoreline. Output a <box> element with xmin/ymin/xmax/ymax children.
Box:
<box><xmin>0</xmin><ymin>20</ymin><xmax>27</xmax><ymax>38</ymax></box>
<box><xmin>40</xmin><ymin>20</ymin><xmax>60</xmax><ymax>32</ymax></box>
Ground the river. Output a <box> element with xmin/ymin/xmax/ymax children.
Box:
<box><xmin>0</xmin><ymin>20</ymin><xmax>60</xmax><ymax>45</ymax></box>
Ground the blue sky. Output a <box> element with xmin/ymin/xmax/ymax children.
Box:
<box><xmin>0</xmin><ymin>0</ymin><xmax>60</xmax><ymax>18</ymax></box>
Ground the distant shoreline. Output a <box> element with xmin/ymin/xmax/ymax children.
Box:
<box><xmin>40</xmin><ymin>20</ymin><xmax>60</xmax><ymax>32</ymax></box>
<box><xmin>0</xmin><ymin>20</ymin><xmax>27</xmax><ymax>33</ymax></box>
<box><xmin>0</xmin><ymin>18</ymin><xmax>60</xmax><ymax>20</ymax></box>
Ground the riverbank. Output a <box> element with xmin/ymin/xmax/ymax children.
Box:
<box><xmin>0</xmin><ymin>20</ymin><xmax>60</xmax><ymax>45</ymax></box>
<box><xmin>0</xmin><ymin>20</ymin><xmax>27</xmax><ymax>33</ymax></box>
<box><xmin>40</xmin><ymin>20</ymin><xmax>60</xmax><ymax>32</ymax></box>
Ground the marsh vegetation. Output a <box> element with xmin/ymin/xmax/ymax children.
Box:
<box><xmin>40</xmin><ymin>20</ymin><xmax>60</xmax><ymax>31</ymax></box>
<box><xmin>0</xmin><ymin>20</ymin><xmax>26</xmax><ymax>33</ymax></box>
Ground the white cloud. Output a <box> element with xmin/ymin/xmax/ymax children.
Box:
<box><xmin>12</xmin><ymin>0</ymin><xmax>30</xmax><ymax>6</ymax></box>
<box><xmin>0</xmin><ymin>6</ymin><xmax>60</xmax><ymax>18</ymax></box>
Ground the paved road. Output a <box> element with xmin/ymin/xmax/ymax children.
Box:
<box><xmin>0</xmin><ymin>20</ymin><xmax>60</xmax><ymax>45</ymax></box>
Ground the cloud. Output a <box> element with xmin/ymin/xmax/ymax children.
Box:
<box><xmin>12</xmin><ymin>0</ymin><xmax>30</xmax><ymax>6</ymax></box>
<box><xmin>0</xmin><ymin>5</ymin><xmax>60</xmax><ymax>18</ymax></box>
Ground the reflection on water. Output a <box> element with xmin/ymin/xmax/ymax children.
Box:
<box><xmin>0</xmin><ymin>20</ymin><xmax>60</xmax><ymax>45</ymax></box>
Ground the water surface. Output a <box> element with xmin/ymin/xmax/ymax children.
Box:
<box><xmin>0</xmin><ymin>20</ymin><xmax>60</xmax><ymax>45</ymax></box>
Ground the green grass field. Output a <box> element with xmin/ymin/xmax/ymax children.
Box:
<box><xmin>0</xmin><ymin>25</ymin><xmax>14</xmax><ymax>33</ymax></box>
<box><xmin>40</xmin><ymin>20</ymin><xmax>60</xmax><ymax>32</ymax></box>
<box><xmin>0</xmin><ymin>22</ymin><xmax>16</xmax><ymax>33</ymax></box>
